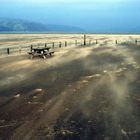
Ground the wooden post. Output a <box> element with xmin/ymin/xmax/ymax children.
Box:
<box><xmin>84</xmin><ymin>35</ymin><xmax>86</xmax><ymax>46</ymax></box>
<box><xmin>135</xmin><ymin>39</ymin><xmax>137</xmax><ymax>44</ymax></box>
<box><xmin>19</xmin><ymin>47</ymin><xmax>21</xmax><ymax>53</ymax></box>
<box><xmin>31</xmin><ymin>45</ymin><xmax>33</xmax><ymax>52</ymax></box>
<box><xmin>75</xmin><ymin>40</ymin><xmax>77</xmax><ymax>46</ymax></box>
<box><xmin>45</xmin><ymin>43</ymin><xmax>47</xmax><ymax>47</ymax></box>
<box><xmin>96</xmin><ymin>39</ymin><xmax>98</xmax><ymax>44</ymax></box>
<box><xmin>59</xmin><ymin>42</ymin><xmax>62</xmax><ymax>48</ymax></box>
<box><xmin>7</xmin><ymin>48</ymin><xmax>10</xmax><ymax>55</ymax></box>
<box><xmin>115</xmin><ymin>40</ymin><xmax>118</xmax><ymax>44</ymax></box>
<box><xmin>65</xmin><ymin>41</ymin><xmax>67</xmax><ymax>47</ymax></box>
<box><xmin>52</xmin><ymin>42</ymin><xmax>55</xmax><ymax>48</ymax></box>
<box><xmin>89</xmin><ymin>40</ymin><xmax>91</xmax><ymax>45</ymax></box>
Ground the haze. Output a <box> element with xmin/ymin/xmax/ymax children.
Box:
<box><xmin>0</xmin><ymin>0</ymin><xmax>140</xmax><ymax>33</ymax></box>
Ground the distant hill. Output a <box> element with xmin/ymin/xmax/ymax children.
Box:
<box><xmin>0</xmin><ymin>18</ymin><xmax>84</xmax><ymax>32</ymax></box>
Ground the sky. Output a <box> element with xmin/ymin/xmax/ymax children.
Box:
<box><xmin>0</xmin><ymin>0</ymin><xmax>140</xmax><ymax>32</ymax></box>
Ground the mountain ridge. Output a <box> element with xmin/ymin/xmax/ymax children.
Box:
<box><xmin>0</xmin><ymin>18</ymin><xmax>84</xmax><ymax>32</ymax></box>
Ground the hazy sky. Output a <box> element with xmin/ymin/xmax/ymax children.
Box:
<box><xmin>0</xmin><ymin>0</ymin><xmax>140</xmax><ymax>32</ymax></box>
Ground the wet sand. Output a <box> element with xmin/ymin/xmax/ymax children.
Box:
<box><xmin>0</xmin><ymin>34</ymin><xmax>140</xmax><ymax>140</ymax></box>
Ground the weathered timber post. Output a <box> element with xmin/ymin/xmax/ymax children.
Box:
<box><xmin>59</xmin><ymin>42</ymin><xmax>62</xmax><ymax>48</ymax></box>
<box><xmin>84</xmin><ymin>35</ymin><xmax>86</xmax><ymax>46</ymax></box>
<box><xmin>75</xmin><ymin>40</ymin><xmax>78</xmax><ymax>46</ymax></box>
<box><xmin>30</xmin><ymin>45</ymin><xmax>33</xmax><ymax>52</ymax></box>
<box><xmin>7</xmin><ymin>48</ymin><xmax>10</xmax><ymax>55</ymax></box>
<box><xmin>115</xmin><ymin>40</ymin><xmax>118</xmax><ymax>44</ymax></box>
<box><xmin>19</xmin><ymin>47</ymin><xmax>21</xmax><ymax>53</ymax></box>
<box><xmin>135</xmin><ymin>39</ymin><xmax>137</xmax><ymax>44</ymax></box>
<box><xmin>52</xmin><ymin>42</ymin><xmax>55</xmax><ymax>48</ymax></box>
<box><xmin>45</xmin><ymin>43</ymin><xmax>47</xmax><ymax>47</ymax></box>
<box><xmin>65</xmin><ymin>41</ymin><xmax>67</xmax><ymax>47</ymax></box>
<box><xmin>96</xmin><ymin>39</ymin><xmax>98</xmax><ymax>44</ymax></box>
<box><xmin>89</xmin><ymin>40</ymin><xmax>91</xmax><ymax>45</ymax></box>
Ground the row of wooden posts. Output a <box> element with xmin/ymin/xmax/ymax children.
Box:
<box><xmin>84</xmin><ymin>35</ymin><xmax>139</xmax><ymax>45</ymax></box>
<box><xmin>4</xmin><ymin>35</ymin><xmax>140</xmax><ymax>55</ymax></box>
<box><xmin>6</xmin><ymin>41</ymin><xmax>78</xmax><ymax>55</ymax></box>
<box><xmin>30</xmin><ymin>41</ymin><xmax>70</xmax><ymax>52</ymax></box>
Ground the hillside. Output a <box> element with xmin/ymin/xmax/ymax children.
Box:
<box><xmin>0</xmin><ymin>18</ymin><xmax>84</xmax><ymax>32</ymax></box>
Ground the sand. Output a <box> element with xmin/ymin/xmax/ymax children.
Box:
<box><xmin>0</xmin><ymin>34</ymin><xmax>140</xmax><ymax>140</ymax></box>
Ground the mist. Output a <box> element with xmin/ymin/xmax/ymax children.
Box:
<box><xmin>0</xmin><ymin>0</ymin><xmax>140</xmax><ymax>33</ymax></box>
